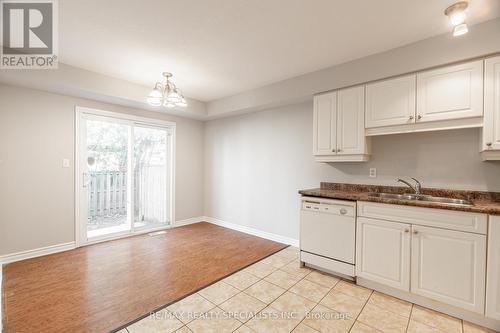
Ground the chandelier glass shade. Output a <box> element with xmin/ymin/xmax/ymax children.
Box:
<box><xmin>147</xmin><ymin>72</ymin><xmax>187</xmax><ymax>108</ymax></box>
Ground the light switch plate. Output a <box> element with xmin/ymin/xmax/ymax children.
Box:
<box><xmin>62</xmin><ymin>158</ymin><xmax>70</xmax><ymax>168</ymax></box>
<box><xmin>369</xmin><ymin>168</ymin><xmax>377</xmax><ymax>178</ymax></box>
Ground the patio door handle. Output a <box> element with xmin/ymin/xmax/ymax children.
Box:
<box><xmin>83</xmin><ymin>172</ymin><xmax>90</xmax><ymax>188</ymax></box>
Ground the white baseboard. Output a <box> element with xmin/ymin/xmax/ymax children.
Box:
<box><xmin>0</xmin><ymin>217</ymin><xmax>292</xmax><ymax>265</ymax></box>
<box><xmin>172</xmin><ymin>216</ymin><xmax>206</xmax><ymax>227</ymax></box>
<box><xmin>205</xmin><ymin>217</ymin><xmax>299</xmax><ymax>247</ymax></box>
<box><xmin>0</xmin><ymin>218</ymin><xmax>204</xmax><ymax>265</ymax></box>
<box><xmin>0</xmin><ymin>242</ymin><xmax>76</xmax><ymax>265</ymax></box>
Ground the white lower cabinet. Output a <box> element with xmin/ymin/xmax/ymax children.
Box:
<box><xmin>356</xmin><ymin>217</ymin><xmax>411</xmax><ymax>291</ymax></box>
<box><xmin>410</xmin><ymin>225</ymin><xmax>486</xmax><ymax>314</ymax></box>
<box><xmin>486</xmin><ymin>216</ymin><xmax>500</xmax><ymax>320</ymax></box>
<box><xmin>356</xmin><ymin>202</ymin><xmax>488</xmax><ymax>315</ymax></box>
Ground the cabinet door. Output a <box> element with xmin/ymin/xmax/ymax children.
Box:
<box><xmin>365</xmin><ymin>75</ymin><xmax>416</xmax><ymax>128</ymax></box>
<box><xmin>416</xmin><ymin>60</ymin><xmax>483</xmax><ymax>122</ymax></box>
<box><xmin>313</xmin><ymin>92</ymin><xmax>337</xmax><ymax>155</ymax></box>
<box><xmin>411</xmin><ymin>225</ymin><xmax>486</xmax><ymax>313</ymax></box>
<box><xmin>483</xmin><ymin>56</ymin><xmax>500</xmax><ymax>151</ymax></box>
<box><xmin>356</xmin><ymin>217</ymin><xmax>411</xmax><ymax>291</ymax></box>
<box><xmin>486</xmin><ymin>216</ymin><xmax>500</xmax><ymax>320</ymax></box>
<box><xmin>336</xmin><ymin>86</ymin><xmax>365</xmax><ymax>155</ymax></box>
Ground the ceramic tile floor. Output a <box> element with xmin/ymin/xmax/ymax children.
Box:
<box><xmin>120</xmin><ymin>247</ymin><xmax>497</xmax><ymax>333</ymax></box>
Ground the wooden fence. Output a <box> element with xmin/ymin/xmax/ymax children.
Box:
<box><xmin>88</xmin><ymin>167</ymin><xmax>168</xmax><ymax>225</ymax></box>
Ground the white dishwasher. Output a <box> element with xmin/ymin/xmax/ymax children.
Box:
<box><xmin>300</xmin><ymin>196</ymin><xmax>356</xmax><ymax>278</ymax></box>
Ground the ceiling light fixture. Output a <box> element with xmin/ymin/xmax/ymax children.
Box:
<box><xmin>453</xmin><ymin>23</ymin><xmax>469</xmax><ymax>36</ymax></box>
<box><xmin>147</xmin><ymin>72</ymin><xmax>187</xmax><ymax>108</ymax></box>
<box><xmin>444</xmin><ymin>1</ymin><xmax>469</xmax><ymax>37</ymax></box>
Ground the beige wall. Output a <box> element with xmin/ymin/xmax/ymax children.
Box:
<box><xmin>2</xmin><ymin>87</ymin><xmax>500</xmax><ymax>254</ymax></box>
<box><xmin>204</xmin><ymin>102</ymin><xmax>500</xmax><ymax>240</ymax></box>
<box><xmin>0</xmin><ymin>84</ymin><xmax>204</xmax><ymax>255</ymax></box>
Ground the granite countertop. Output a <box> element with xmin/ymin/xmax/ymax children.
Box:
<box><xmin>299</xmin><ymin>183</ymin><xmax>500</xmax><ymax>215</ymax></box>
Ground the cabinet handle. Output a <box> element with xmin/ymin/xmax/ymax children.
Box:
<box><xmin>486</xmin><ymin>142</ymin><xmax>492</xmax><ymax>147</ymax></box>
<box><xmin>332</xmin><ymin>149</ymin><xmax>336</xmax><ymax>152</ymax></box>
<box><xmin>404</xmin><ymin>229</ymin><xmax>409</xmax><ymax>233</ymax></box>
<box><xmin>340</xmin><ymin>208</ymin><xmax>347</xmax><ymax>215</ymax></box>
<box><xmin>409</xmin><ymin>116</ymin><xmax>414</xmax><ymax>120</ymax></box>
<box><xmin>417</xmin><ymin>115</ymin><xmax>422</xmax><ymax>120</ymax></box>
<box><xmin>337</xmin><ymin>149</ymin><xmax>342</xmax><ymax>152</ymax></box>
<box><xmin>413</xmin><ymin>230</ymin><xmax>418</xmax><ymax>234</ymax></box>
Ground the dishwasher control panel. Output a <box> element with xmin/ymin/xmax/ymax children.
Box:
<box><xmin>301</xmin><ymin>199</ymin><xmax>355</xmax><ymax>217</ymax></box>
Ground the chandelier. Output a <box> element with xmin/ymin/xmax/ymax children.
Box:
<box><xmin>147</xmin><ymin>72</ymin><xmax>187</xmax><ymax>108</ymax></box>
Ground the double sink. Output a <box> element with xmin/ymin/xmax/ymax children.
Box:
<box><xmin>367</xmin><ymin>192</ymin><xmax>472</xmax><ymax>206</ymax></box>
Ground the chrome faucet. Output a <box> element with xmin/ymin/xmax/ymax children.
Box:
<box><xmin>397</xmin><ymin>178</ymin><xmax>422</xmax><ymax>196</ymax></box>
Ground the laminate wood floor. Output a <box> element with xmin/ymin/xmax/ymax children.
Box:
<box><xmin>1</xmin><ymin>222</ymin><xmax>287</xmax><ymax>333</ymax></box>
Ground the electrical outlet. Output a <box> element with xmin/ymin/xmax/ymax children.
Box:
<box><xmin>369</xmin><ymin>168</ymin><xmax>377</xmax><ymax>178</ymax></box>
<box><xmin>62</xmin><ymin>158</ymin><xmax>70</xmax><ymax>168</ymax></box>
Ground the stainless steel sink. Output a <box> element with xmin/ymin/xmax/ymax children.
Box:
<box><xmin>367</xmin><ymin>192</ymin><xmax>472</xmax><ymax>206</ymax></box>
<box><xmin>367</xmin><ymin>192</ymin><xmax>419</xmax><ymax>200</ymax></box>
<box><xmin>417</xmin><ymin>196</ymin><xmax>473</xmax><ymax>206</ymax></box>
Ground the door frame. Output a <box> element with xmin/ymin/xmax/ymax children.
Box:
<box><xmin>74</xmin><ymin>106</ymin><xmax>176</xmax><ymax>247</ymax></box>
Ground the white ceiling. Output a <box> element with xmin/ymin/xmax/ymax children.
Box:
<box><xmin>59</xmin><ymin>0</ymin><xmax>500</xmax><ymax>102</ymax></box>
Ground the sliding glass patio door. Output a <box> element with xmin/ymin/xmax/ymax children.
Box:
<box><xmin>77</xmin><ymin>108</ymin><xmax>174</xmax><ymax>244</ymax></box>
<box><xmin>84</xmin><ymin>117</ymin><xmax>131</xmax><ymax>239</ymax></box>
<box><xmin>133</xmin><ymin>125</ymin><xmax>171</xmax><ymax>231</ymax></box>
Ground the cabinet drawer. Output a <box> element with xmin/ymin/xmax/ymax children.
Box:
<box><xmin>357</xmin><ymin>201</ymin><xmax>487</xmax><ymax>234</ymax></box>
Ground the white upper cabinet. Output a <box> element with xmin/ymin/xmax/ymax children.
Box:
<box><xmin>411</xmin><ymin>225</ymin><xmax>486</xmax><ymax>314</ymax></box>
<box><xmin>486</xmin><ymin>216</ymin><xmax>500</xmax><ymax>320</ymax></box>
<box><xmin>416</xmin><ymin>60</ymin><xmax>483</xmax><ymax>123</ymax></box>
<box><xmin>313</xmin><ymin>92</ymin><xmax>337</xmax><ymax>156</ymax></box>
<box><xmin>315</xmin><ymin>59</ymin><xmax>487</xmax><ymax>158</ymax></box>
<box><xmin>337</xmin><ymin>86</ymin><xmax>366</xmax><ymax>155</ymax></box>
<box><xmin>313</xmin><ymin>86</ymin><xmax>370</xmax><ymax>162</ymax></box>
<box><xmin>481</xmin><ymin>56</ymin><xmax>500</xmax><ymax>160</ymax></box>
<box><xmin>365</xmin><ymin>74</ymin><xmax>416</xmax><ymax>128</ymax></box>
